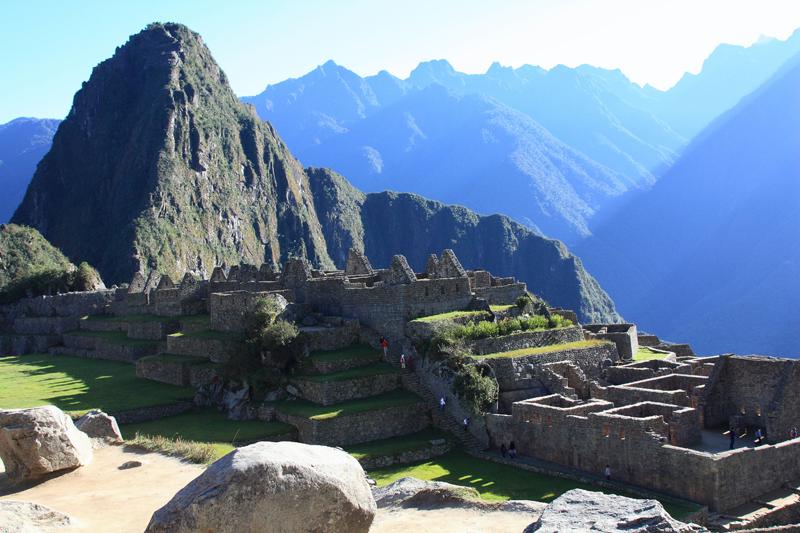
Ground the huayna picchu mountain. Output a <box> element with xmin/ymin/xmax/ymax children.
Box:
<box><xmin>12</xmin><ymin>22</ymin><xmax>619</xmax><ymax>323</ymax></box>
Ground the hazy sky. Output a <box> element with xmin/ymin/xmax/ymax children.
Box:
<box><xmin>2</xmin><ymin>0</ymin><xmax>800</xmax><ymax>122</ymax></box>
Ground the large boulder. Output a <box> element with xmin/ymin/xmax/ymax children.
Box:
<box><xmin>0</xmin><ymin>405</ymin><xmax>92</xmax><ymax>484</ymax></box>
<box><xmin>75</xmin><ymin>409</ymin><xmax>123</xmax><ymax>444</ymax></box>
<box><xmin>0</xmin><ymin>500</ymin><xmax>74</xmax><ymax>532</ymax></box>
<box><xmin>145</xmin><ymin>441</ymin><xmax>376</xmax><ymax>533</ymax></box>
<box><xmin>524</xmin><ymin>489</ymin><xmax>701</xmax><ymax>533</ymax></box>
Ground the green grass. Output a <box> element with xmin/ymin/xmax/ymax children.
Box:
<box><xmin>180</xmin><ymin>314</ymin><xmax>211</xmax><ymax>326</ymax></box>
<box><xmin>410</xmin><ymin>310</ymin><xmax>488</xmax><ymax>323</ymax></box>
<box><xmin>634</xmin><ymin>347</ymin><xmax>670</xmax><ymax>361</ymax></box>
<box><xmin>489</xmin><ymin>304</ymin><xmax>514</xmax><ymax>312</ymax></box>
<box><xmin>346</xmin><ymin>428</ymin><xmax>450</xmax><ymax>460</ymax></box>
<box><xmin>168</xmin><ymin>329</ymin><xmax>241</xmax><ymax>342</ymax></box>
<box><xmin>369</xmin><ymin>450</ymin><xmax>700</xmax><ymax>519</ymax></box>
<box><xmin>65</xmin><ymin>329</ymin><xmax>160</xmax><ymax>348</ymax></box>
<box><xmin>121</xmin><ymin>408</ymin><xmax>295</xmax><ymax>460</ymax></box>
<box><xmin>275</xmin><ymin>389</ymin><xmax>422</xmax><ymax>420</ymax></box>
<box><xmin>308</xmin><ymin>344</ymin><xmax>380</xmax><ymax>363</ymax></box>
<box><xmin>472</xmin><ymin>340</ymin><xmax>611</xmax><ymax>360</ymax></box>
<box><xmin>0</xmin><ymin>354</ymin><xmax>194</xmax><ymax>415</ymax></box>
<box><xmin>296</xmin><ymin>362</ymin><xmax>398</xmax><ymax>383</ymax></box>
<box><xmin>127</xmin><ymin>433</ymin><xmax>217</xmax><ymax>464</ymax></box>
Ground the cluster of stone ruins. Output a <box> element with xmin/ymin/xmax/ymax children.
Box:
<box><xmin>2</xmin><ymin>247</ymin><xmax>800</xmax><ymax>526</ymax></box>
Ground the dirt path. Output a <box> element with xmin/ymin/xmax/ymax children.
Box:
<box><xmin>0</xmin><ymin>446</ymin><xmax>204</xmax><ymax>532</ymax></box>
<box><xmin>1</xmin><ymin>448</ymin><xmax>536</xmax><ymax>533</ymax></box>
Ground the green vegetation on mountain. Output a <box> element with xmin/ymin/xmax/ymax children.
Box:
<box><xmin>308</xmin><ymin>167</ymin><xmax>620</xmax><ymax>323</ymax></box>
<box><xmin>0</xmin><ymin>223</ymin><xmax>103</xmax><ymax>302</ymax></box>
<box><xmin>13</xmin><ymin>23</ymin><xmax>333</xmax><ymax>284</ymax></box>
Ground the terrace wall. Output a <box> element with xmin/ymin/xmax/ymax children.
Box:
<box><xmin>290</xmin><ymin>373</ymin><xmax>400</xmax><ymax>406</ymax></box>
<box><xmin>469</xmin><ymin>326</ymin><xmax>584</xmax><ymax>356</ymax></box>
<box><xmin>276</xmin><ymin>402</ymin><xmax>429</xmax><ymax>446</ymax></box>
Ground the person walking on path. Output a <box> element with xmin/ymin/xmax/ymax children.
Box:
<box><xmin>439</xmin><ymin>396</ymin><xmax>446</xmax><ymax>411</ymax></box>
<box><xmin>463</xmin><ymin>416</ymin><xmax>470</xmax><ymax>432</ymax></box>
<box><xmin>604</xmin><ymin>465</ymin><xmax>612</xmax><ymax>481</ymax></box>
<box><xmin>509</xmin><ymin>441</ymin><xmax>517</xmax><ymax>459</ymax></box>
<box><xmin>500</xmin><ymin>443</ymin><xmax>507</xmax><ymax>458</ymax></box>
<box><xmin>729</xmin><ymin>426</ymin><xmax>737</xmax><ymax>449</ymax></box>
<box><xmin>380</xmin><ymin>337</ymin><xmax>389</xmax><ymax>358</ymax></box>
<box><xmin>400</xmin><ymin>353</ymin><xmax>406</xmax><ymax>369</ymax></box>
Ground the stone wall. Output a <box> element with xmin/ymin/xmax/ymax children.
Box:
<box><xmin>1</xmin><ymin>289</ymin><xmax>119</xmax><ymax>321</ymax></box>
<box><xmin>166</xmin><ymin>334</ymin><xmax>238</xmax><ymax>364</ymax></box>
<box><xmin>356</xmin><ymin>440</ymin><xmax>451</xmax><ymax>470</ymax></box>
<box><xmin>12</xmin><ymin>316</ymin><xmax>79</xmax><ymax>335</ymax></box>
<box><xmin>276</xmin><ymin>402</ymin><xmax>429</xmax><ymax>446</ymax></box>
<box><xmin>298</xmin><ymin>318</ymin><xmax>360</xmax><ymax>352</ymax></box>
<box><xmin>703</xmin><ymin>355</ymin><xmax>800</xmax><ymax>442</ymax></box>
<box><xmin>469</xmin><ymin>326</ymin><xmax>584</xmax><ymax>356</ymax></box>
<box><xmin>584</xmin><ymin>323</ymin><xmax>638</xmax><ymax>361</ymax></box>
<box><xmin>290</xmin><ymin>372</ymin><xmax>400</xmax><ymax>406</ymax></box>
<box><xmin>483</xmin><ymin>342</ymin><xmax>618</xmax><ymax>391</ymax></box>
<box><xmin>472</xmin><ymin>282</ymin><xmax>527</xmax><ymax>305</ymax></box>
<box><xmin>113</xmin><ymin>401</ymin><xmax>194</xmax><ymax>425</ymax></box>
<box><xmin>128</xmin><ymin>320</ymin><xmax>179</xmax><ymax>340</ymax></box>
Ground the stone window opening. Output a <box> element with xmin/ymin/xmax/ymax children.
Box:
<box><xmin>619</xmin><ymin>427</ymin><xmax>626</xmax><ymax>440</ymax></box>
<box><xmin>440</xmin><ymin>286</ymin><xmax>446</xmax><ymax>295</ymax></box>
<box><xmin>546</xmin><ymin>415</ymin><xmax>553</xmax><ymax>427</ymax></box>
<box><xmin>454</xmin><ymin>285</ymin><xmax>459</xmax><ymax>293</ymax></box>
<box><xmin>603</xmin><ymin>425</ymin><xmax>610</xmax><ymax>438</ymax></box>
<box><xmin>425</xmin><ymin>287</ymin><xmax>429</xmax><ymax>297</ymax></box>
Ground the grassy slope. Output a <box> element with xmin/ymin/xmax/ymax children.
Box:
<box><xmin>121</xmin><ymin>408</ymin><xmax>295</xmax><ymax>460</ymax></box>
<box><xmin>369</xmin><ymin>450</ymin><xmax>699</xmax><ymax>519</ymax></box>
<box><xmin>0</xmin><ymin>223</ymin><xmax>73</xmax><ymax>288</ymax></box>
<box><xmin>0</xmin><ymin>354</ymin><xmax>194</xmax><ymax>415</ymax></box>
<box><xmin>472</xmin><ymin>339</ymin><xmax>610</xmax><ymax>360</ymax></box>
<box><xmin>634</xmin><ymin>347</ymin><xmax>670</xmax><ymax>361</ymax></box>
<box><xmin>308</xmin><ymin>344</ymin><xmax>379</xmax><ymax>362</ymax></box>
<box><xmin>65</xmin><ymin>329</ymin><xmax>160</xmax><ymax>347</ymax></box>
<box><xmin>410</xmin><ymin>310</ymin><xmax>488</xmax><ymax>323</ymax></box>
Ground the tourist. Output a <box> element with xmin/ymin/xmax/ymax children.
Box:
<box><xmin>791</xmin><ymin>427</ymin><xmax>799</xmax><ymax>439</ymax></box>
<box><xmin>755</xmin><ymin>427</ymin><xmax>763</xmax><ymax>444</ymax></box>
<box><xmin>509</xmin><ymin>441</ymin><xmax>517</xmax><ymax>459</ymax></box>
<box><xmin>729</xmin><ymin>426</ymin><xmax>737</xmax><ymax>449</ymax></box>
<box><xmin>380</xmin><ymin>336</ymin><xmax>389</xmax><ymax>357</ymax></box>
<box><xmin>604</xmin><ymin>465</ymin><xmax>612</xmax><ymax>481</ymax></box>
<box><xmin>463</xmin><ymin>416</ymin><xmax>470</xmax><ymax>431</ymax></box>
<box><xmin>439</xmin><ymin>396</ymin><xmax>446</xmax><ymax>411</ymax></box>
<box><xmin>500</xmin><ymin>443</ymin><xmax>508</xmax><ymax>458</ymax></box>
<box><xmin>400</xmin><ymin>353</ymin><xmax>406</xmax><ymax>369</ymax></box>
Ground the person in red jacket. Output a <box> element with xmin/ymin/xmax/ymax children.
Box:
<box><xmin>379</xmin><ymin>336</ymin><xmax>389</xmax><ymax>358</ymax></box>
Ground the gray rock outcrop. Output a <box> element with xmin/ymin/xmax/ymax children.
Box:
<box><xmin>0</xmin><ymin>500</ymin><xmax>74</xmax><ymax>532</ymax></box>
<box><xmin>75</xmin><ymin>409</ymin><xmax>123</xmax><ymax>444</ymax></box>
<box><xmin>145</xmin><ymin>441</ymin><xmax>376</xmax><ymax>533</ymax></box>
<box><xmin>0</xmin><ymin>405</ymin><xmax>92</xmax><ymax>484</ymax></box>
<box><xmin>524</xmin><ymin>489</ymin><xmax>700</xmax><ymax>532</ymax></box>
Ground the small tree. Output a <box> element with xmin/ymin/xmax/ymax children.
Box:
<box><xmin>453</xmin><ymin>364</ymin><xmax>498</xmax><ymax>414</ymax></box>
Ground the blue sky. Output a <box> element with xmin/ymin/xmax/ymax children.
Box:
<box><xmin>2</xmin><ymin>0</ymin><xmax>800</xmax><ymax>122</ymax></box>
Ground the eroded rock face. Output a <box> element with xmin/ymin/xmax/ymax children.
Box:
<box><xmin>0</xmin><ymin>405</ymin><xmax>92</xmax><ymax>484</ymax></box>
<box><xmin>145</xmin><ymin>441</ymin><xmax>376</xmax><ymax>533</ymax></box>
<box><xmin>524</xmin><ymin>489</ymin><xmax>701</xmax><ymax>533</ymax></box>
<box><xmin>75</xmin><ymin>409</ymin><xmax>123</xmax><ymax>445</ymax></box>
<box><xmin>0</xmin><ymin>500</ymin><xmax>73</xmax><ymax>532</ymax></box>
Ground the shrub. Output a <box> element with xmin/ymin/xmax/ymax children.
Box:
<box><xmin>548</xmin><ymin>314</ymin><xmax>573</xmax><ymax>329</ymax></box>
<box><xmin>453</xmin><ymin>364</ymin><xmax>498</xmax><ymax>414</ymax></box>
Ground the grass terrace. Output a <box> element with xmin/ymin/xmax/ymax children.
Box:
<box><xmin>471</xmin><ymin>339</ymin><xmax>610</xmax><ymax>360</ymax></box>
<box><xmin>121</xmin><ymin>408</ymin><xmax>295</xmax><ymax>460</ymax></box>
<box><xmin>410</xmin><ymin>310</ymin><xmax>489</xmax><ymax>323</ymax></box>
<box><xmin>65</xmin><ymin>329</ymin><xmax>161</xmax><ymax>347</ymax></box>
<box><xmin>346</xmin><ymin>428</ymin><xmax>450</xmax><ymax>460</ymax></box>
<box><xmin>274</xmin><ymin>389</ymin><xmax>422</xmax><ymax>420</ymax></box>
<box><xmin>179</xmin><ymin>314</ymin><xmax>211</xmax><ymax>325</ymax></box>
<box><xmin>634</xmin><ymin>347</ymin><xmax>670</xmax><ymax>361</ymax></box>
<box><xmin>296</xmin><ymin>362</ymin><xmax>398</xmax><ymax>383</ymax></box>
<box><xmin>489</xmin><ymin>304</ymin><xmax>514</xmax><ymax>312</ymax></box>
<box><xmin>307</xmin><ymin>344</ymin><xmax>380</xmax><ymax>363</ymax></box>
<box><xmin>369</xmin><ymin>450</ymin><xmax>700</xmax><ymax>519</ymax></box>
<box><xmin>137</xmin><ymin>353</ymin><xmax>217</xmax><ymax>368</ymax></box>
<box><xmin>0</xmin><ymin>354</ymin><xmax>194</xmax><ymax>415</ymax></box>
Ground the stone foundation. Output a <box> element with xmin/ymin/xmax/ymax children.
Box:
<box><xmin>291</xmin><ymin>372</ymin><xmax>400</xmax><ymax>406</ymax></box>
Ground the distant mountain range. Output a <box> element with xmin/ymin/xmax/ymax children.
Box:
<box><xmin>0</xmin><ymin>118</ymin><xmax>60</xmax><ymax>223</ymax></box>
<box><xmin>577</xmin><ymin>55</ymin><xmax>800</xmax><ymax>356</ymax></box>
<box><xmin>242</xmin><ymin>30</ymin><xmax>800</xmax><ymax>243</ymax></box>
<box><xmin>9</xmin><ymin>23</ymin><xmax>619</xmax><ymax>323</ymax></box>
